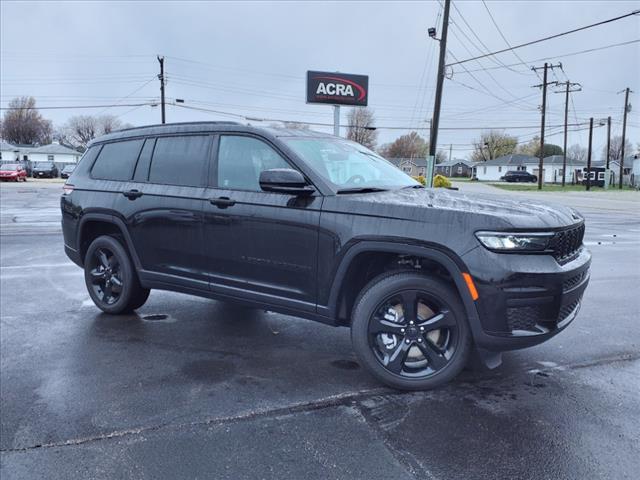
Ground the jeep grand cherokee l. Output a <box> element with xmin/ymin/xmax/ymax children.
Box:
<box><xmin>61</xmin><ymin>122</ymin><xmax>590</xmax><ymax>390</ymax></box>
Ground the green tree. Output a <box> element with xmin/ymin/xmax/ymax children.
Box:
<box><xmin>518</xmin><ymin>136</ymin><xmax>563</xmax><ymax>157</ymax></box>
<box><xmin>378</xmin><ymin>131</ymin><xmax>446</xmax><ymax>162</ymax></box>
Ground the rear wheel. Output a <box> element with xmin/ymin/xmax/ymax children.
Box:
<box><xmin>84</xmin><ymin>235</ymin><xmax>150</xmax><ymax>314</ymax></box>
<box><xmin>351</xmin><ymin>271</ymin><xmax>471</xmax><ymax>390</ymax></box>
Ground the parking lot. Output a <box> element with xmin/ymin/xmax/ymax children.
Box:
<box><xmin>1</xmin><ymin>181</ymin><xmax>639</xmax><ymax>479</ymax></box>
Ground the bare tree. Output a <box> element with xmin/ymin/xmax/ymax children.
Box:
<box><xmin>378</xmin><ymin>131</ymin><xmax>446</xmax><ymax>163</ymax></box>
<box><xmin>64</xmin><ymin>114</ymin><xmax>125</xmax><ymax>150</ymax></box>
<box><xmin>1</xmin><ymin>96</ymin><xmax>52</xmax><ymax>145</ymax></box>
<box><xmin>566</xmin><ymin>144</ymin><xmax>587</xmax><ymax>163</ymax></box>
<box><xmin>471</xmin><ymin>130</ymin><xmax>517</xmax><ymax>162</ymax></box>
<box><xmin>346</xmin><ymin>107</ymin><xmax>377</xmax><ymax>150</ymax></box>
<box><xmin>602</xmin><ymin>135</ymin><xmax>633</xmax><ymax>163</ymax></box>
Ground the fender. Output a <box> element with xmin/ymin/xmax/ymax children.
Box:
<box><xmin>76</xmin><ymin>212</ymin><xmax>143</xmax><ymax>270</ymax></box>
<box><xmin>321</xmin><ymin>240</ymin><xmax>482</xmax><ymax>333</ymax></box>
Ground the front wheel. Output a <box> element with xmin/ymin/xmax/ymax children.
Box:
<box><xmin>351</xmin><ymin>271</ymin><xmax>471</xmax><ymax>390</ymax></box>
<box><xmin>84</xmin><ymin>235</ymin><xmax>149</xmax><ymax>314</ymax></box>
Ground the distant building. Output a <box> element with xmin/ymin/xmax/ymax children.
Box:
<box><xmin>473</xmin><ymin>154</ymin><xmax>588</xmax><ymax>183</ymax></box>
<box><xmin>386</xmin><ymin>157</ymin><xmax>428</xmax><ymax>177</ymax></box>
<box><xmin>434</xmin><ymin>159</ymin><xmax>476</xmax><ymax>178</ymax></box>
<box><xmin>28</xmin><ymin>141</ymin><xmax>81</xmax><ymax>171</ymax></box>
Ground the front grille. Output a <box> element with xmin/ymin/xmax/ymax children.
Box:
<box><xmin>551</xmin><ymin>224</ymin><xmax>585</xmax><ymax>264</ymax></box>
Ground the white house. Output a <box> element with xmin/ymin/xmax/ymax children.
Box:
<box><xmin>0</xmin><ymin>140</ymin><xmax>26</xmax><ymax>163</ymax></box>
<box><xmin>28</xmin><ymin>141</ymin><xmax>81</xmax><ymax>171</ymax></box>
<box><xmin>474</xmin><ymin>154</ymin><xmax>587</xmax><ymax>183</ymax></box>
<box><xmin>473</xmin><ymin>154</ymin><xmax>533</xmax><ymax>181</ymax></box>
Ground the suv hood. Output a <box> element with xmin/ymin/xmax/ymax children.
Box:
<box><xmin>330</xmin><ymin>187</ymin><xmax>582</xmax><ymax>230</ymax></box>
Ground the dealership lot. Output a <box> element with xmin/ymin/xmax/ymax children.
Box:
<box><xmin>1</xmin><ymin>182</ymin><xmax>639</xmax><ymax>479</ymax></box>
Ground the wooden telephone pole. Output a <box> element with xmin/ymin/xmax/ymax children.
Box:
<box><xmin>532</xmin><ymin>63</ymin><xmax>561</xmax><ymax>190</ymax></box>
<box><xmin>554</xmin><ymin>81</ymin><xmax>581</xmax><ymax>187</ymax></box>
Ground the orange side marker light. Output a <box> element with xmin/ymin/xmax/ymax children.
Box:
<box><xmin>462</xmin><ymin>273</ymin><xmax>479</xmax><ymax>301</ymax></box>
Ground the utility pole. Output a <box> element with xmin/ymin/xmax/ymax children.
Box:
<box><xmin>606</xmin><ymin>116</ymin><xmax>611</xmax><ymax>169</ymax></box>
<box><xmin>554</xmin><ymin>81</ymin><xmax>581</xmax><ymax>187</ymax></box>
<box><xmin>157</xmin><ymin>56</ymin><xmax>166</xmax><ymax>124</ymax></box>
<box><xmin>586</xmin><ymin>117</ymin><xmax>593</xmax><ymax>191</ymax></box>
<box><xmin>449</xmin><ymin>143</ymin><xmax>453</xmax><ymax>162</ymax></box>
<box><xmin>618</xmin><ymin>87</ymin><xmax>631</xmax><ymax>189</ymax></box>
<box><xmin>427</xmin><ymin>0</ymin><xmax>451</xmax><ymax>187</ymax></box>
<box><xmin>532</xmin><ymin>62</ymin><xmax>561</xmax><ymax>190</ymax></box>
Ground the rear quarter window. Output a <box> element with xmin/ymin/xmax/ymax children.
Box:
<box><xmin>91</xmin><ymin>139</ymin><xmax>144</xmax><ymax>181</ymax></box>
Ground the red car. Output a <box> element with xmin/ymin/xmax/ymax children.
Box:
<box><xmin>0</xmin><ymin>164</ymin><xmax>28</xmax><ymax>182</ymax></box>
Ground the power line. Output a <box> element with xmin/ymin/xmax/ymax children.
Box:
<box><xmin>453</xmin><ymin>39</ymin><xmax>640</xmax><ymax>74</ymax></box>
<box><xmin>0</xmin><ymin>102</ymin><xmax>155</xmax><ymax>110</ymax></box>
<box><xmin>480</xmin><ymin>0</ymin><xmax>542</xmax><ymax>81</ymax></box>
<box><xmin>449</xmin><ymin>1</ymin><xmax>524</xmax><ymax>74</ymax></box>
<box><xmin>445</xmin><ymin>10</ymin><xmax>640</xmax><ymax>67</ymax></box>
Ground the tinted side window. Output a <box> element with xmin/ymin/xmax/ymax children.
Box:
<box><xmin>217</xmin><ymin>136</ymin><xmax>291</xmax><ymax>191</ymax></box>
<box><xmin>149</xmin><ymin>136</ymin><xmax>209</xmax><ymax>187</ymax></box>
<box><xmin>91</xmin><ymin>140</ymin><xmax>144</xmax><ymax>181</ymax></box>
<box><xmin>133</xmin><ymin>138</ymin><xmax>156</xmax><ymax>182</ymax></box>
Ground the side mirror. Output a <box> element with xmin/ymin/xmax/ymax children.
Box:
<box><xmin>259</xmin><ymin>168</ymin><xmax>315</xmax><ymax>196</ymax></box>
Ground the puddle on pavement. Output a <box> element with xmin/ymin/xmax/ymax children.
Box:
<box><xmin>330</xmin><ymin>359</ymin><xmax>361</xmax><ymax>370</ymax></box>
<box><xmin>141</xmin><ymin>313</ymin><xmax>176</xmax><ymax>323</ymax></box>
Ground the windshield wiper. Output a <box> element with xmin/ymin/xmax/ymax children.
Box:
<box><xmin>336</xmin><ymin>187</ymin><xmax>389</xmax><ymax>194</ymax></box>
<box><xmin>403</xmin><ymin>184</ymin><xmax>424</xmax><ymax>189</ymax></box>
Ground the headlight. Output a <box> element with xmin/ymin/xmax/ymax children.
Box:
<box><xmin>475</xmin><ymin>232</ymin><xmax>553</xmax><ymax>252</ymax></box>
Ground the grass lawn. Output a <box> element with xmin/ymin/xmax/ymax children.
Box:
<box><xmin>489</xmin><ymin>183</ymin><xmax>637</xmax><ymax>192</ymax></box>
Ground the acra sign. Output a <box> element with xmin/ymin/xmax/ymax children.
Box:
<box><xmin>306</xmin><ymin>71</ymin><xmax>369</xmax><ymax>107</ymax></box>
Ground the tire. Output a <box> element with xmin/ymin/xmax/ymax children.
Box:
<box><xmin>351</xmin><ymin>271</ymin><xmax>472</xmax><ymax>391</ymax></box>
<box><xmin>84</xmin><ymin>235</ymin><xmax>149</xmax><ymax>314</ymax></box>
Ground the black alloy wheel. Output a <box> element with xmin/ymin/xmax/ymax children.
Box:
<box><xmin>88</xmin><ymin>247</ymin><xmax>123</xmax><ymax>306</ymax></box>
<box><xmin>351</xmin><ymin>271</ymin><xmax>471</xmax><ymax>390</ymax></box>
<box><xmin>84</xmin><ymin>235</ymin><xmax>150</xmax><ymax>314</ymax></box>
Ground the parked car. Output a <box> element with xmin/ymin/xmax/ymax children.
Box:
<box><xmin>60</xmin><ymin>164</ymin><xmax>76</xmax><ymax>179</ymax></box>
<box><xmin>32</xmin><ymin>162</ymin><xmax>58</xmax><ymax>178</ymax></box>
<box><xmin>0</xmin><ymin>163</ymin><xmax>28</xmax><ymax>182</ymax></box>
<box><xmin>501</xmin><ymin>170</ymin><xmax>537</xmax><ymax>183</ymax></box>
<box><xmin>61</xmin><ymin>123</ymin><xmax>590</xmax><ymax>391</ymax></box>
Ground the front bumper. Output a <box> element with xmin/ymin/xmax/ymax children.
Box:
<box><xmin>462</xmin><ymin>245</ymin><xmax>591</xmax><ymax>351</ymax></box>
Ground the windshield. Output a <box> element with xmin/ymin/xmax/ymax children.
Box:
<box><xmin>1</xmin><ymin>164</ymin><xmax>19</xmax><ymax>171</ymax></box>
<box><xmin>283</xmin><ymin>137</ymin><xmax>418</xmax><ymax>191</ymax></box>
<box><xmin>63</xmin><ymin>165</ymin><xmax>75</xmax><ymax>171</ymax></box>
<box><xmin>36</xmin><ymin>163</ymin><xmax>53</xmax><ymax>168</ymax></box>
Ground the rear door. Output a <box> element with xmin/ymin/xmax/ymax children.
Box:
<box><xmin>202</xmin><ymin>134</ymin><xmax>321</xmax><ymax>311</ymax></box>
<box><xmin>121</xmin><ymin>134</ymin><xmax>213</xmax><ymax>288</ymax></box>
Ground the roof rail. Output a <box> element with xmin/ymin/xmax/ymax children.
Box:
<box><xmin>113</xmin><ymin>121</ymin><xmax>243</xmax><ymax>134</ymax></box>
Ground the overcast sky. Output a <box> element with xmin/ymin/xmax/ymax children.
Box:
<box><xmin>1</xmin><ymin>1</ymin><xmax>638</xmax><ymax>158</ymax></box>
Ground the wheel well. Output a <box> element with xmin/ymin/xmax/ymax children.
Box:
<box><xmin>79</xmin><ymin>220</ymin><xmax>124</xmax><ymax>264</ymax></box>
<box><xmin>335</xmin><ymin>252</ymin><xmax>460</xmax><ymax>325</ymax></box>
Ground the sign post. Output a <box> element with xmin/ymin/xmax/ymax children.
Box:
<box><xmin>425</xmin><ymin>156</ymin><xmax>435</xmax><ymax>188</ymax></box>
<box><xmin>306</xmin><ymin>70</ymin><xmax>369</xmax><ymax>137</ymax></box>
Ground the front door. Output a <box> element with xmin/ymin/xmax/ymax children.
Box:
<box><xmin>202</xmin><ymin>134</ymin><xmax>321</xmax><ymax>312</ymax></box>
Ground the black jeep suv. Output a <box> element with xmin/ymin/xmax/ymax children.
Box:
<box><xmin>61</xmin><ymin>122</ymin><xmax>590</xmax><ymax>390</ymax></box>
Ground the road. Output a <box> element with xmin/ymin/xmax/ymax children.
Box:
<box><xmin>1</xmin><ymin>181</ymin><xmax>639</xmax><ymax>479</ymax></box>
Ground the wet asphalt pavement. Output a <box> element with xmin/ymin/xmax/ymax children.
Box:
<box><xmin>1</xmin><ymin>181</ymin><xmax>639</xmax><ymax>479</ymax></box>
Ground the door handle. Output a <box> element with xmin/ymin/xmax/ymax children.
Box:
<box><xmin>123</xmin><ymin>189</ymin><xmax>143</xmax><ymax>200</ymax></box>
<box><xmin>209</xmin><ymin>196</ymin><xmax>236</xmax><ymax>208</ymax></box>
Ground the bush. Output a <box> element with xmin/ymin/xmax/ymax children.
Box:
<box><xmin>433</xmin><ymin>174</ymin><xmax>452</xmax><ymax>188</ymax></box>
<box><xmin>413</xmin><ymin>175</ymin><xmax>426</xmax><ymax>186</ymax></box>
